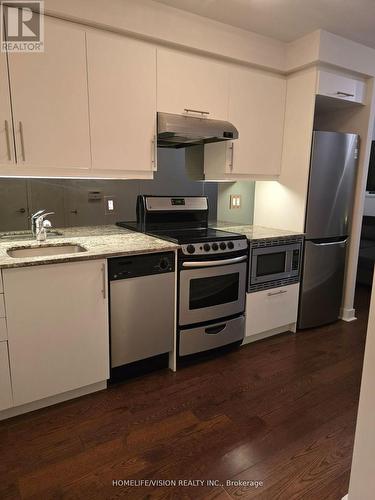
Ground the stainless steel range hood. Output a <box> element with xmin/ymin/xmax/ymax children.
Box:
<box><xmin>157</xmin><ymin>112</ymin><xmax>239</xmax><ymax>148</ymax></box>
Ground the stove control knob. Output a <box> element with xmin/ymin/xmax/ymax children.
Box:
<box><xmin>203</xmin><ymin>243</ymin><xmax>211</xmax><ymax>252</ymax></box>
<box><xmin>227</xmin><ymin>241</ymin><xmax>234</xmax><ymax>250</ymax></box>
<box><xmin>186</xmin><ymin>244</ymin><xmax>196</xmax><ymax>254</ymax></box>
<box><xmin>220</xmin><ymin>242</ymin><xmax>227</xmax><ymax>250</ymax></box>
<box><xmin>212</xmin><ymin>243</ymin><xmax>219</xmax><ymax>251</ymax></box>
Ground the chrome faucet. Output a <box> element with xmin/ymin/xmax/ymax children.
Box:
<box><xmin>31</xmin><ymin>209</ymin><xmax>45</xmax><ymax>236</ymax></box>
<box><xmin>31</xmin><ymin>210</ymin><xmax>55</xmax><ymax>242</ymax></box>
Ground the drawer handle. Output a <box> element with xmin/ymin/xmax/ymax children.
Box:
<box><xmin>336</xmin><ymin>91</ymin><xmax>354</xmax><ymax>97</ymax></box>
<box><xmin>205</xmin><ymin>324</ymin><xmax>226</xmax><ymax>335</ymax></box>
<box><xmin>267</xmin><ymin>290</ymin><xmax>287</xmax><ymax>297</ymax></box>
<box><xmin>184</xmin><ymin>108</ymin><xmax>210</xmax><ymax>116</ymax></box>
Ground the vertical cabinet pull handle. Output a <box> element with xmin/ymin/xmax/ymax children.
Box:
<box><xmin>229</xmin><ymin>142</ymin><xmax>234</xmax><ymax>171</ymax></box>
<box><xmin>19</xmin><ymin>122</ymin><xmax>26</xmax><ymax>161</ymax></box>
<box><xmin>151</xmin><ymin>137</ymin><xmax>157</xmax><ymax>171</ymax></box>
<box><xmin>101</xmin><ymin>264</ymin><xmax>107</xmax><ymax>299</ymax></box>
<box><xmin>4</xmin><ymin>120</ymin><xmax>11</xmax><ymax>161</ymax></box>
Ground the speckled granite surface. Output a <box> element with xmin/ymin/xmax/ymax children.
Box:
<box><xmin>0</xmin><ymin>225</ymin><xmax>178</xmax><ymax>269</ymax></box>
<box><xmin>214</xmin><ymin>222</ymin><xmax>304</xmax><ymax>240</ymax></box>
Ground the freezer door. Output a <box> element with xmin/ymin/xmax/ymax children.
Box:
<box><xmin>305</xmin><ymin>131</ymin><xmax>358</xmax><ymax>239</ymax></box>
<box><xmin>298</xmin><ymin>239</ymin><xmax>347</xmax><ymax>329</ymax></box>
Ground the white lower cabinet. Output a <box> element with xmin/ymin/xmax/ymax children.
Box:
<box><xmin>0</xmin><ymin>342</ymin><xmax>13</xmax><ymax>411</ymax></box>
<box><xmin>3</xmin><ymin>260</ymin><xmax>109</xmax><ymax>407</ymax></box>
<box><xmin>245</xmin><ymin>283</ymin><xmax>299</xmax><ymax>339</ymax></box>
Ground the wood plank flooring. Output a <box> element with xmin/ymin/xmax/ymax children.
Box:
<box><xmin>0</xmin><ymin>286</ymin><xmax>370</xmax><ymax>500</ymax></box>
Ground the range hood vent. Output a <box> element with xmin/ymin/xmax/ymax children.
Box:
<box><xmin>157</xmin><ymin>112</ymin><xmax>239</xmax><ymax>149</ymax></box>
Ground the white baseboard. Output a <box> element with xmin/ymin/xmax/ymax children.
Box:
<box><xmin>340</xmin><ymin>307</ymin><xmax>357</xmax><ymax>322</ymax></box>
<box><xmin>0</xmin><ymin>380</ymin><xmax>107</xmax><ymax>421</ymax></box>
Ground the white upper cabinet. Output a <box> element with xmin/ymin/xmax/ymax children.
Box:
<box><xmin>227</xmin><ymin>66</ymin><xmax>286</xmax><ymax>177</ymax></box>
<box><xmin>0</xmin><ymin>51</ymin><xmax>15</xmax><ymax>165</ymax></box>
<box><xmin>316</xmin><ymin>69</ymin><xmax>365</xmax><ymax>104</ymax></box>
<box><xmin>157</xmin><ymin>49</ymin><xmax>229</xmax><ymax>120</ymax></box>
<box><xmin>86</xmin><ymin>31</ymin><xmax>157</xmax><ymax>175</ymax></box>
<box><xmin>6</xmin><ymin>17</ymin><xmax>91</xmax><ymax>172</ymax></box>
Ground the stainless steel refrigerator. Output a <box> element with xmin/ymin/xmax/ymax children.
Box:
<box><xmin>298</xmin><ymin>131</ymin><xmax>359</xmax><ymax>329</ymax></box>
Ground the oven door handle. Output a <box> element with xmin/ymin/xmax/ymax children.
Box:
<box><xmin>182</xmin><ymin>255</ymin><xmax>247</xmax><ymax>268</ymax></box>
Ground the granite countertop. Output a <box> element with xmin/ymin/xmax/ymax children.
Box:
<box><xmin>213</xmin><ymin>222</ymin><xmax>304</xmax><ymax>240</ymax></box>
<box><xmin>0</xmin><ymin>225</ymin><xmax>178</xmax><ymax>269</ymax></box>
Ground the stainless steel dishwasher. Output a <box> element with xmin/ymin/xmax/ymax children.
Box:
<box><xmin>109</xmin><ymin>252</ymin><xmax>175</xmax><ymax>379</ymax></box>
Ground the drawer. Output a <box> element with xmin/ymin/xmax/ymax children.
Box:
<box><xmin>246</xmin><ymin>283</ymin><xmax>299</xmax><ymax>337</ymax></box>
<box><xmin>0</xmin><ymin>295</ymin><xmax>5</xmax><ymax>318</ymax></box>
<box><xmin>0</xmin><ymin>318</ymin><xmax>7</xmax><ymax>341</ymax></box>
<box><xmin>179</xmin><ymin>315</ymin><xmax>245</xmax><ymax>357</ymax></box>
<box><xmin>0</xmin><ymin>341</ymin><xmax>13</xmax><ymax>411</ymax></box>
<box><xmin>316</xmin><ymin>69</ymin><xmax>365</xmax><ymax>104</ymax></box>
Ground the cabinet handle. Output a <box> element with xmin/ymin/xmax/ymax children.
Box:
<box><xmin>4</xmin><ymin>120</ymin><xmax>11</xmax><ymax>161</ymax></box>
<box><xmin>151</xmin><ymin>137</ymin><xmax>157</xmax><ymax>171</ymax></box>
<box><xmin>229</xmin><ymin>142</ymin><xmax>234</xmax><ymax>171</ymax></box>
<box><xmin>267</xmin><ymin>290</ymin><xmax>287</xmax><ymax>296</ymax></box>
<box><xmin>101</xmin><ymin>263</ymin><xmax>107</xmax><ymax>299</ymax></box>
<box><xmin>336</xmin><ymin>91</ymin><xmax>354</xmax><ymax>97</ymax></box>
<box><xmin>19</xmin><ymin>122</ymin><xmax>26</xmax><ymax>161</ymax></box>
<box><xmin>184</xmin><ymin>108</ymin><xmax>210</xmax><ymax>116</ymax></box>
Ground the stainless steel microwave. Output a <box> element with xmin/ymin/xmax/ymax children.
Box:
<box><xmin>249</xmin><ymin>237</ymin><xmax>303</xmax><ymax>292</ymax></box>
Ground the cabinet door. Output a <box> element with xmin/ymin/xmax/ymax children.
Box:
<box><xmin>4</xmin><ymin>260</ymin><xmax>109</xmax><ymax>406</ymax></box>
<box><xmin>87</xmin><ymin>32</ymin><xmax>157</xmax><ymax>173</ymax></box>
<box><xmin>7</xmin><ymin>17</ymin><xmax>91</xmax><ymax>171</ymax></box>
<box><xmin>228</xmin><ymin>67</ymin><xmax>286</xmax><ymax>176</ymax></box>
<box><xmin>245</xmin><ymin>284</ymin><xmax>299</xmax><ymax>338</ymax></box>
<box><xmin>317</xmin><ymin>70</ymin><xmax>365</xmax><ymax>104</ymax></box>
<box><xmin>157</xmin><ymin>49</ymin><xmax>229</xmax><ymax>120</ymax></box>
<box><xmin>0</xmin><ymin>342</ymin><xmax>13</xmax><ymax>411</ymax></box>
<box><xmin>0</xmin><ymin>51</ymin><xmax>15</xmax><ymax>165</ymax></box>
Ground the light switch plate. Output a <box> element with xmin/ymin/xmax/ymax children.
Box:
<box><xmin>230</xmin><ymin>194</ymin><xmax>241</xmax><ymax>209</ymax></box>
<box><xmin>104</xmin><ymin>196</ymin><xmax>116</xmax><ymax>215</ymax></box>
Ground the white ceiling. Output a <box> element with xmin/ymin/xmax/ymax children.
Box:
<box><xmin>155</xmin><ymin>0</ymin><xmax>375</xmax><ymax>49</ymax></box>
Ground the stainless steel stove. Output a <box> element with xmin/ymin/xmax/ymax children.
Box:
<box><xmin>117</xmin><ymin>195</ymin><xmax>248</xmax><ymax>358</ymax></box>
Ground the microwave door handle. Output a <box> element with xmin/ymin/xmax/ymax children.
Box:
<box><xmin>182</xmin><ymin>255</ymin><xmax>247</xmax><ymax>268</ymax></box>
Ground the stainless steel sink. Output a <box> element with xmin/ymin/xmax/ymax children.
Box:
<box><xmin>0</xmin><ymin>230</ymin><xmax>63</xmax><ymax>241</ymax></box>
<box><xmin>7</xmin><ymin>244</ymin><xmax>87</xmax><ymax>258</ymax></box>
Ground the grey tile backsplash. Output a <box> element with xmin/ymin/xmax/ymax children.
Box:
<box><xmin>0</xmin><ymin>149</ymin><xmax>219</xmax><ymax>232</ymax></box>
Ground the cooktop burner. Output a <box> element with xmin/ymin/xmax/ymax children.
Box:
<box><xmin>146</xmin><ymin>227</ymin><xmax>244</xmax><ymax>245</ymax></box>
<box><xmin>116</xmin><ymin>196</ymin><xmax>248</xmax><ymax>256</ymax></box>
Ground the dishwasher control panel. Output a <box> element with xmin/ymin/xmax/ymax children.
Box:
<box><xmin>108</xmin><ymin>252</ymin><xmax>175</xmax><ymax>281</ymax></box>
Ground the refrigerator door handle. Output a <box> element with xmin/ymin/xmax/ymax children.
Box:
<box><xmin>311</xmin><ymin>239</ymin><xmax>348</xmax><ymax>247</ymax></box>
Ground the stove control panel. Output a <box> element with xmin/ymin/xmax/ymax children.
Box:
<box><xmin>181</xmin><ymin>239</ymin><xmax>248</xmax><ymax>256</ymax></box>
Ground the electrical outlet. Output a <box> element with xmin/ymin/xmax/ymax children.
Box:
<box><xmin>230</xmin><ymin>194</ymin><xmax>241</xmax><ymax>209</ymax></box>
<box><xmin>104</xmin><ymin>196</ymin><xmax>116</xmax><ymax>215</ymax></box>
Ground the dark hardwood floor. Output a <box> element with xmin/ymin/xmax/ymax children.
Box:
<box><xmin>0</xmin><ymin>286</ymin><xmax>370</xmax><ymax>500</ymax></box>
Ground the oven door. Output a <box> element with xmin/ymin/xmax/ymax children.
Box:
<box><xmin>250</xmin><ymin>244</ymin><xmax>300</xmax><ymax>285</ymax></box>
<box><xmin>179</xmin><ymin>256</ymin><xmax>247</xmax><ymax>327</ymax></box>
